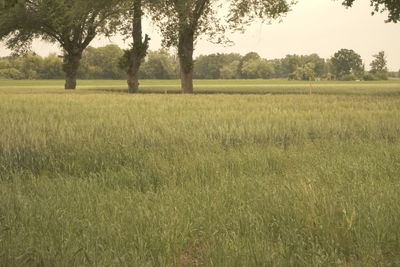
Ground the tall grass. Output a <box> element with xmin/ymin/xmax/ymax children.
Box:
<box><xmin>1</xmin><ymin>82</ymin><xmax>400</xmax><ymax>266</ymax></box>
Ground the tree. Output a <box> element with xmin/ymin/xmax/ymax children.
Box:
<box><xmin>119</xmin><ymin>0</ymin><xmax>150</xmax><ymax>93</ymax></box>
<box><xmin>241</xmin><ymin>52</ymin><xmax>261</xmax><ymax>63</ymax></box>
<box><xmin>331</xmin><ymin>49</ymin><xmax>364</xmax><ymax>80</ymax></box>
<box><xmin>149</xmin><ymin>0</ymin><xmax>295</xmax><ymax>93</ymax></box>
<box><xmin>280</xmin><ymin>54</ymin><xmax>302</xmax><ymax>79</ymax></box>
<box><xmin>239</xmin><ymin>52</ymin><xmax>260</xmax><ymax>78</ymax></box>
<box><xmin>285</xmin><ymin>54</ymin><xmax>325</xmax><ymax>80</ymax></box>
<box><xmin>41</xmin><ymin>54</ymin><xmax>64</xmax><ymax>79</ymax></box>
<box><xmin>367</xmin><ymin>51</ymin><xmax>388</xmax><ymax>80</ymax></box>
<box><xmin>302</xmin><ymin>54</ymin><xmax>325</xmax><ymax>78</ymax></box>
<box><xmin>194</xmin><ymin>54</ymin><xmax>223</xmax><ymax>79</ymax></box>
<box><xmin>220</xmin><ymin>60</ymin><xmax>240</xmax><ymax>79</ymax></box>
<box><xmin>293</xmin><ymin>62</ymin><xmax>316</xmax><ymax>81</ymax></box>
<box><xmin>0</xmin><ymin>0</ymin><xmax>122</xmax><ymax>89</ymax></box>
<box><xmin>342</xmin><ymin>0</ymin><xmax>400</xmax><ymax>23</ymax></box>
<box><xmin>0</xmin><ymin>56</ymin><xmax>24</xmax><ymax>79</ymax></box>
<box><xmin>194</xmin><ymin>53</ymin><xmax>242</xmax><ymax>79</ymax></box>
<box><xmin>241</xmin><ymin>58</ymin><xmax>274</xmax><ymax>79</ymax></box>
<box><xmin>140</xmin><ymin>49</ymin><xmax>179</xmax><ymax>79</ymax></box>
<box><xmin>80</xmin><ymin>45</ymin><xmax>125</xmax><ymax>79</ymax></box>
<box><xmin>13</xmin><ymin>53</ymin><xmax>42</xmax><ymax>79</ymax></box>
<box><xmin>370</xmin><ymin>51</ymin><xmax>388</xmax><ymax>73</ymax></box>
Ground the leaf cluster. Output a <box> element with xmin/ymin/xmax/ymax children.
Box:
<box><xmin>148</xmin><ymin>0</ymin><xmax>295</xmax><ymax>48</ymax></box>
<box><xmin>0</xmin><ymin>0</ymin><xmax>123</xmax><ymax>54</ymax></box>
<box><xmin>342</xmin><ymin>0</ymin><xmax>400</xmax><ymax>22</ymax></box>
<box><xmin>228</xmin><ymin>0</ymin><xmax>296</xmax><ymax>31</ymax></box>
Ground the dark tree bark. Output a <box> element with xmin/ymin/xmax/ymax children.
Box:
<box><xmin>63</xmin><ymin>50</ymin><xmax>82</xmax><ymax>90</ymax></box>
<box><xmin>126</xmin><ymin>0</ymin><xmax>149</xmax><ymax>94</ymax></box>
<box><xmin>175</xmin><ymin>0</ymin><xmax>208</xmax><ymax>94</ymax></box>
<box><xmin>178</xmin><ymin>28</ymin><xmax>194</xmax><ymax>94</ymax></box>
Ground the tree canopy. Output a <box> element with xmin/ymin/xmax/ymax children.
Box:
<box><xmin>0</xmin><ymin>0</ymin><xmax>122</xmax><ymax>88</ymax></box>
<box><xmin>331</xmin><ymin>49</ymin><xmax>364</xmax><ymax>80</ymax></box>
<box><xmin>342</xmin><ymin>0</ymin><xmax>400</xmax><ymax>22</ymax></box>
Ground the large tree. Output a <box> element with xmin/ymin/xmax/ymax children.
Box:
<box><xmin>331</xmin><ymin>49</ymin><xmax>364</xmax><ymax>80</ymax></box>
<box><xmin>119</xmin><ymin>0</ymin><xmax>150</xmax><ymax>93</ymax></box>
<box><xmin>342</xmin><ymin>0</ymin><xmax>400</xmax><ymax>22</ymax></box>
<box><xmin>0</xmin><ymin>0</ymin><xmax>121</xmax><ymax>89</ymax></box>
<box><xmin>149</xmin><ymin>0</ymin><xmax>295</xmax><ymax>93</ymax></box>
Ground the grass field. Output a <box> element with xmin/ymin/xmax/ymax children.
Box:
<box><xmin>1</xmin><ymin>79</ymin><xmax>400</xmax><ymax>266</ymax></box>
<box><xmin>1</xmin><ymin>79</ymin><xmax>400</xmax><ymax>95</ymax></box>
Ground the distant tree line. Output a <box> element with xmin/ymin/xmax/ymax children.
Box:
<box><xmin>0</xmin><ymin>45</ymin><xmax>397</xmax><ymax>81</ymax></box>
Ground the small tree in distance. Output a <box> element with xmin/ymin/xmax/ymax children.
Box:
<box><xmin>368</xmin><ymin>51</ymin><xmax>388</xmax><ymax>80</ymax></box>
<box><xmin>370</xmin><ymin>51</ymin><xmax>388</xmax><ymax>73</ymax></box>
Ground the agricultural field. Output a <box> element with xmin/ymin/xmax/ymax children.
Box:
<box><xmin>0</xmin><ymin>79</ymin><xmax>400</xmax><ymax>266</ymax></box>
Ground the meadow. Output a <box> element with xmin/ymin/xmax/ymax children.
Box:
<box><xmin>0</xmin><ymin>79</ymin><xmax>400</xmax><ymax>266</ymax></box>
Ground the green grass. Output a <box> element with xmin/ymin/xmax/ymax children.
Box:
<box><xmin>1</xmin><ymin>79</ymin><xmax>400</xmax><ymax>95</ymax></box>
<box><xmin>1</xmin><ymin>80</ymin><xmax>400</xmax><ymax>266</ymax></box>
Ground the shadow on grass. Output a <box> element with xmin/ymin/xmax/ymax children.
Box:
<box><xmin>92</xmin><ymin>88</ymin><xmax>400</xmax><ymax>97</ymax></box>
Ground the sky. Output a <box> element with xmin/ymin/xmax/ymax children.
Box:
<box><xmin>1</xmin><ymin>0</ymin><xmax>399</xmax><ymax>70</ymax></box>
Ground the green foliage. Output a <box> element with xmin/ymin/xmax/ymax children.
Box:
<box><xmin>139</xmin><ymin>50</ymin><xmax>179</xmax><ymax>79</ymax></box>
<box><xmin>0</xmin><ymin>67</ymin><xmax>24</xmax><ymax>79</ymax></box>
<box><xmin>40</xmin><ymin>54</ymin><xmax>64</xmax><ymax>79</ymax></box>
<box><xmin>241</xmin><ymin>52</ymin><xmax>261</xmax><ymax>62</ymax></box>
<box><xmin>363</xmin><ymin>72</ymin><xmax>388</xmax><ymax>81</ymax></box>
<box><xmin>370</xmin><ymin>51</ymin><xmax>388</xmax><ymax>73</ymax></box>
<box><xmin>1</xmin><ymin>46</ymin><xmax>396</xmax><ymax>81</ymax></box>
<box><xmin>194</xmin><ymin>53</ymin><xmax>242</xmax><ymax>79</ymax></box>
<box><xmin>282</xmin><ymin>54</ymin><xmax>326</xmax><ymax>80</ymax></box>
<box><xmin>242</xmin><ymin>58</ymin><xmax>275</xmax><ymax>79</ymax></box>
<box><xmin>342</xmin><ymin>0</ymin><xmax>400</xmax><ymax>22</ymax></box>
<box><xmin>193</xmin><ymin>52</ymin><xmax>328</xmax><ymax>80</ymax></box>
<box><xmin>362</xmin><ymin>51</ymin><xmax>389</xmax><ymax>81</ymax></box>
<box><xmin>0</xmin><ymin>0</ymin><xmax>122</xmax><ymax>52</ymax></box>
<box><xmin>293</xmin><ymin>62</ymin><xmax>316</xmax><ymax>81</ymax></box>
<box><xmin>195</xmin><ymin>54</ymin><xmax>223</xmax><ymax>79</ymax></box>
<box><xmin>0</xmin><ymin>0</ymin><xmax>124</xmax><ymax>88</ymax></box>
<box><xmin>228</xmin><ymin>0</ymin><xmax>296</xmax><ymax>29</ymax></box>
<box><xmin>331</xmin><ymin>49</ymin><xmax>364</xmax><ymax>80</ymax></box>
<box><xmin>80</xmin><ymin>45</ymin><xmax>125</xmax><ymax>80</ymax></box>
<box><xmin>0</xmin><ymin>53</ymin><xmax>63</xmax><ymax>79</ymax></box>
<box><xmin>148</xmin><ymin>0</ymin><xmax>223</xmax><ymax>48</ymax></box>
<box><xmin>220</xmin><ymin>60</ymin><xmax>241</xmax><ymax>79</ymax></box>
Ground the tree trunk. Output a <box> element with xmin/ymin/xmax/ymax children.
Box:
<box><xmin>180</xmin><ymin>69</ymin><xmax>193</xmax><ymax>94</ymax></box>
<box><xmin>178</xmin><ymin>29</ymin><xmax>195</xmax><ymax>94</ymax></box>
<box><xmin>127</xmin><ymin>68</ymin><xmax>140</xmax><ymax>93</ymax></box>
<box><xmin>63</xmin><ymin>51</ymin><xmax>82</xmax><ymax>90</ymax></box>
<box><xmin>65</xmin><ymin>72</ymin><xmax>77</xmax><ymax>90</ymax></box>
<box><xmin>126</xmin><ymin>0</ymin><xmax>149</xmax><ymax>94</ymax></box>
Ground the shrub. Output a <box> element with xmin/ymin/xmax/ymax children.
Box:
<box><xmin>0</xmin><ymin>68</ymin><xmax>24</xmax><ymax>79</ymax></box>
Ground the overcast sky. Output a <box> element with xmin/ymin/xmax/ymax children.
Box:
<box><xmin>1</xmin><ymin>0</ymin><xmax>399</xmax><ymax>70</ymax></box>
